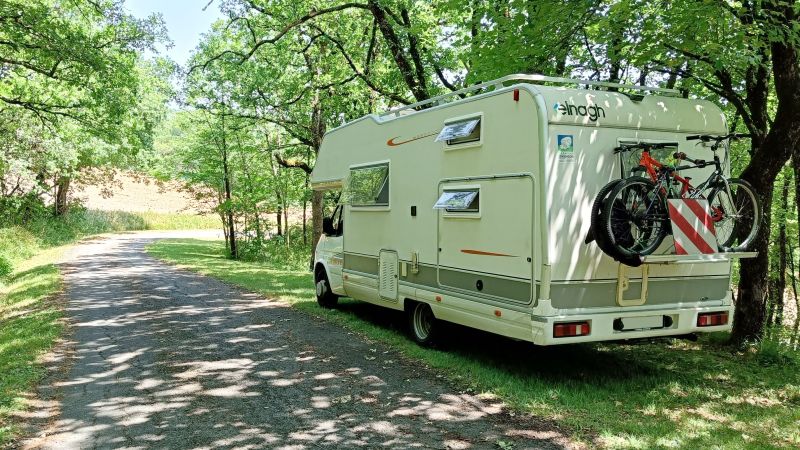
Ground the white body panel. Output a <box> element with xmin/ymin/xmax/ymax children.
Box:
<box><xmin>312</xmin><ymin>80</ymin><xmax>736</xmax><ymax>345</ymax></box>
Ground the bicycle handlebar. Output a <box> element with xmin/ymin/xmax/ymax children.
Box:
<box><xmin>673</xmin><ymin>152</ymin><xmax>707</xmax><ymax>166</ymax></box>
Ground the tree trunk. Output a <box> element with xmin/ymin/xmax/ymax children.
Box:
<box><xmin>788</xmin><ymin>241</ymin><xmax>800</xmax><ymax>349</ymax></box>
<box><xmin>303</xmin><ymin>172</ymin><xmax>309</xmax><ymax>245</ymax></box>
<box><xmin>367</xmin><ymin>0</ymin><xmax>429</xmax><ymax>102</ymax></box>
<box><xmin>732</xmin><ymin>27</ymin><xmax>800</xmax><ymax>345</ymax></box>
<box><xmin>276</xmin><ymin>205</ymin><xmax>283</xmax><ymax>236</ymax></box>
<box><xmin>221</xmin><ymin>119</ymin><xmax>237</xmax><ymax>259</ymax></box>
<box><xmin>284</xmin><ymin>201</ymin><xmax>290</xmax><ymax>247</ymax></box>
<box><xmin>793</xmin><ymin>156</ymin><xmax>800</xmax><ymax>348</ymax></box>
<box><xmin>776</xmin><ymin>178</ymin><xmax>789</xmax><ymax>327</ymax></box>
<box><xmin>310</xmin><ymin>189</ymin><xmax>324</xmax><ymax>269</ymax></box>
<box><xmin>54</xmin><ymin>176</ymin><xmax>70</xmax><ymax>216</ymax></box>
<box><xmin>732</xmin><ymin>190</ymin><xmax>772</xmax><ymax>343</ymax></box>
<box><xmin>303</xmin><ymin>201</ymin><xmax>308</xmax><ymax>245</ymax></box>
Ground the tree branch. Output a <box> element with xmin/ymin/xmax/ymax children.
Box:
<box><xmin>311</xmin><ymin>27</ymin><xmax>412</xmax><ymax>104</ymax></box>
<box><xmin>274</xmin><ymin>152</ymin><xmax>312</xmax><ymax>174</ymax></box>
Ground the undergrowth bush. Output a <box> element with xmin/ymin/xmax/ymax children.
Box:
<box><xmin>756</xmin><ymin>327</ymin><xmax>800</xmax><ymax>366</ymax></box>
<box><xmin>0</xmin><ymin>207</ymin><xmax>219</xmax><ymax>274</ymax></box>
<box><xmin>236</xmin><ymin>226</ymin><xmax>312</xmax><ymax>271</ymax></box>
<box><xmin>0</xmin><ymin>255</ymin><xmax>11</xmax><ymax>279</ymax></box>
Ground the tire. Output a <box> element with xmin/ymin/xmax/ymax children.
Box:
<box><xmin>601</xmin><ymin>176</ymin><xmax>669</xmax><ymax>261</ymax></box>
<box><xmin>587</xmin><ymin>180</ymin><xmax>623</xmax><ymax>257</ymax></box>
<box><xmin>315</xmin><ymin>267</ymin><xmax>339</xmax><ymax>308</ymax></box>
<box><xmin>707</xmin><ymin>178</ymin><xmax>761</xmax><ymax>252</ymax></box>
<box><xmin>407</xmin><ymin>302</ymin><xmax>438</xmax><ymax>346</ymax></box>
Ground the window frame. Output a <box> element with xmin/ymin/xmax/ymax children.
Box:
<box><xmin>440</xmin><ymin>112</ymin><xmax>484</xmax><ymax>151</ymax></box>
<box><xmin>436</xmin><ymin>184</ymin><xmax>482</xmax><ymax>219</ymax></box>
<box><xmin>346</xmin><ymin>160</ymin><xmax>391</xmax><ymax>211</ymax></box>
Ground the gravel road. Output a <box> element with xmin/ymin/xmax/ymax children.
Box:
<box><xmin>22</xmin><ymin>232</ymin><xmax>573</xmax><ymax>449</ymax></box>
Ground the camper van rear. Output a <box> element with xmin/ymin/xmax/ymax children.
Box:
<box><xmin>311</xmin><ymin>75</ymin><xmax>739</xmax><ymax>346</ymax></box>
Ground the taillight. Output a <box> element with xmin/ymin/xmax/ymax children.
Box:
<box><xmin>697</xmin><ymin>312</ymin><xmax>728</xmax><ymax>327</ymax></box>
<box><xmin>553</xmin><ymin>321</ymin><xmax>590</xmax><ymax>338</ymax></box>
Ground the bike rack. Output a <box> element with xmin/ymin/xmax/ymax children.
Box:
<box><xmin>639</xmin><ymin>252</ymin><xmax>757</xmax><ymax>264</ymax></box>
<box><xmin>616</xmin><ymin>251</ymin><xmax>756</xmax><ymax>307</ymax></box>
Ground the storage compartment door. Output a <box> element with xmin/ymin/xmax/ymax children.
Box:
<box><xmin>436</xmin><ymin>176</ymin><xmax>534</xmax><ymax>303</ymax></box>
<box><xmin>378</xmin><ymin>250</ymin><xmax>399</xmax><ymax>301</ymax></box>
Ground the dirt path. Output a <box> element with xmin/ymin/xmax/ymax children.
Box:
<box><xmin>23</xmin><ymin>232</ymin><xmax>573</xmax><ymax>449</ymax></box>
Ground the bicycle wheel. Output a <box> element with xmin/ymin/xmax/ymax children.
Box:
<box><xmin>586</xmin><ymin>180</ymin><xmax>620</xmax><ymax>247</ymax></box>
<box><xmin>601</xmin><ymin>176</ymin><xmax>669</xmax><ymax>259</ymax></box>
<box><xmin>707</xmin><ymin>178</ymin><xmax>761</xmax><ymax>252</ymax></box>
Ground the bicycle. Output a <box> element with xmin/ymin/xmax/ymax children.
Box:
<box><xmin>597</xmin><ymin>134</ymin><xmax>761</xmax><ymax>261</ymax></box>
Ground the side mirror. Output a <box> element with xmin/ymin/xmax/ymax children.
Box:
<box><xmin>322</xmin><ymin>217</ymin><xmax>335</xmax><ymax>235</ymax></box>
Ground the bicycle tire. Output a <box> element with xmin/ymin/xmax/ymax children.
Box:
<box><xmin>586</xmin><ymin>180</ymin><xmax>620</xmax><ymax>247</ymax></box>
<box><xmin>601</xmin><ymin>176</ymin><xmax>669</xmax><ymax>261</ymax></box>
<box><xmin>707</xmin><ymin>178</ymin><xmax>761</xmax><ymax>252</ymax></box>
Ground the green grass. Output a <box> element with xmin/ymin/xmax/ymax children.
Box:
<box><xmin>0</xmin><ymin>249</ymin><xmax>64</xmax><ymax>445</ymax></box>
<box><xmin>148</xmin><ymin>238</ymin><xmax>800</xmax><ymax>449</ymax></box>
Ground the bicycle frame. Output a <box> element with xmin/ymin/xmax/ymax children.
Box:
<box><xmin>634</xmin><ymin>148</ymin><xmax>728</xmax><ymax>222</ymax></box>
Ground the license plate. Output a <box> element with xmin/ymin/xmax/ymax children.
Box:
<box><xmin>620</xmin><ymin>315</ymin><xmax>664</xmax><ymax>330</ymax></box>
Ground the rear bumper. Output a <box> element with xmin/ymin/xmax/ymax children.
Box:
<box><xmin>531</xmin><ymin>304</ymin><xmax>734</xmax><ymax>345</ymax></box>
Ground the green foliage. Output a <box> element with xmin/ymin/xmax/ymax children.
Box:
<box><xmin>1</xmin><ymin>1</ymin><xmax>173</xmax><ymax>234</ymax></box>
<box><xmin>0</xmin><ymin>256</ymin><xmax>11</xmax><ymax>279</ymax></box>
<box><xmin>237</xmin><ymin>227</ymin><xmax>312</xmax><ymax>271</ymax></box>
<box><xmin>756</xmin><ymin>333</ymin><xmax>799</xmax><ymax>368</ymax></box>
<box><xmin>150</xmin><ymin>238</ymin><xmax>800</xmax><ymax>449</ymax></box>
<box><xmin>0</xmin><ymin>208</ymin><xmax>218</xmax><ymax>270</ymax></box>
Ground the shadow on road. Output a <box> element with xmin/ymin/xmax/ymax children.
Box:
<box><xmin>25</xmin><ymin>234</ymin><xmax>574</xmax><ymax>449</ymax></box>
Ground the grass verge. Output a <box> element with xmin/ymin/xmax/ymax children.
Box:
<box><xmin>148</xmin><ymin>238</ymin><xmax>800</xmax><ymax>449</ymax></box>
<box><xmin>0</xmin><ymin>247</ymin><xmax>67</xmax><ymax>445</ymax></box>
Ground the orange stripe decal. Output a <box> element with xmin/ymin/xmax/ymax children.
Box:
<box><xmin>387</xmin><ymin>131</ymin><xmax>437</xmax><ymax>147</ymax></box>
<box><xmin>460</xmin><ymin>249</ymin><xmax>516</xmax><ymax>257</ymax></box>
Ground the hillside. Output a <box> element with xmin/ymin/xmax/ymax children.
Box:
<box><xmin>74</xmin><ymin>172</ymin><xmax>205</xmax><ymax>214</ymax></box>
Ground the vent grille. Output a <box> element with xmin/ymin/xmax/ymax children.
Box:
<box><xmin>379</xmin><ymin>251</ymin><xmax>398</xmax><ymax>300</ymax></box>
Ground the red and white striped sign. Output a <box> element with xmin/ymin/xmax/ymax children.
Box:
<box><xmin>667</xmin><ymin>199</ymin><xmax>718</xmax><ymax>255</ymax></box>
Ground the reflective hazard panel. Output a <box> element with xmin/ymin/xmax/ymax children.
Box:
<box><xmin>667</xmin><ymin>199</ymin><xmax>718</xmax><ymax>255</ymax></box>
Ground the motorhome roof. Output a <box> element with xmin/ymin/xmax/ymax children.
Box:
<box><xmin>378</xmin><ymin>74</ymin><xmax>683</xmax><ymax>119</ymax></box>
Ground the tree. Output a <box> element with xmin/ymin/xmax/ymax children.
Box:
<box><xmin>0</xmin><ymin>0</ymin><xmax>170</xmax><ymax>217</ymax></box>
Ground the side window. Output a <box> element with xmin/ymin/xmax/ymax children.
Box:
<box><xmin>436</xmin><ymin>116</ymin><xmax>482</xmax><ymax>147</ymax></box>
<box><xmin>343</xmin><ymin>163</ymin><xmax>389</xmax><ymax>207</ymax></box>
<box><xmin>434</xmin><ymin>188</ymin><xmax>480</xmax><ymax>214</ymax></box>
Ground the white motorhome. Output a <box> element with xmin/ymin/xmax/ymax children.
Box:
<box><xmin>311</xmin><ymin>74</ymin><xmax>748</xmax><ymax>346</ymax></box>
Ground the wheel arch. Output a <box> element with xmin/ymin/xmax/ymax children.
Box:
<box><xmin>314</xmin><ymin>261</ymin><xmax>329</xmax><ymax>280</ymax></box>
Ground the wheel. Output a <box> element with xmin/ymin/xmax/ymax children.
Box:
<box><xmin>315</xmin><ymin>267</ymin><xmax>339</xmax><ymax>308</ymax></box>
<box><xmin>707</xmin><ymin>178</ymin><xmax>761</xmax><ymax>252</ymax></box>
<box><xmin>601</xmin><ymin>176</ymin><xmax>669</xmax><ymax>261</ymax></box>
<box><xmin>587</xmin><ymin>180</ymin><xmax>623</xmax><ymax>257</ymax></box>
<box><xmin>407</xmin><ymin>302</ymin><xmax>438</xmax><ymax>346</ymax></box>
